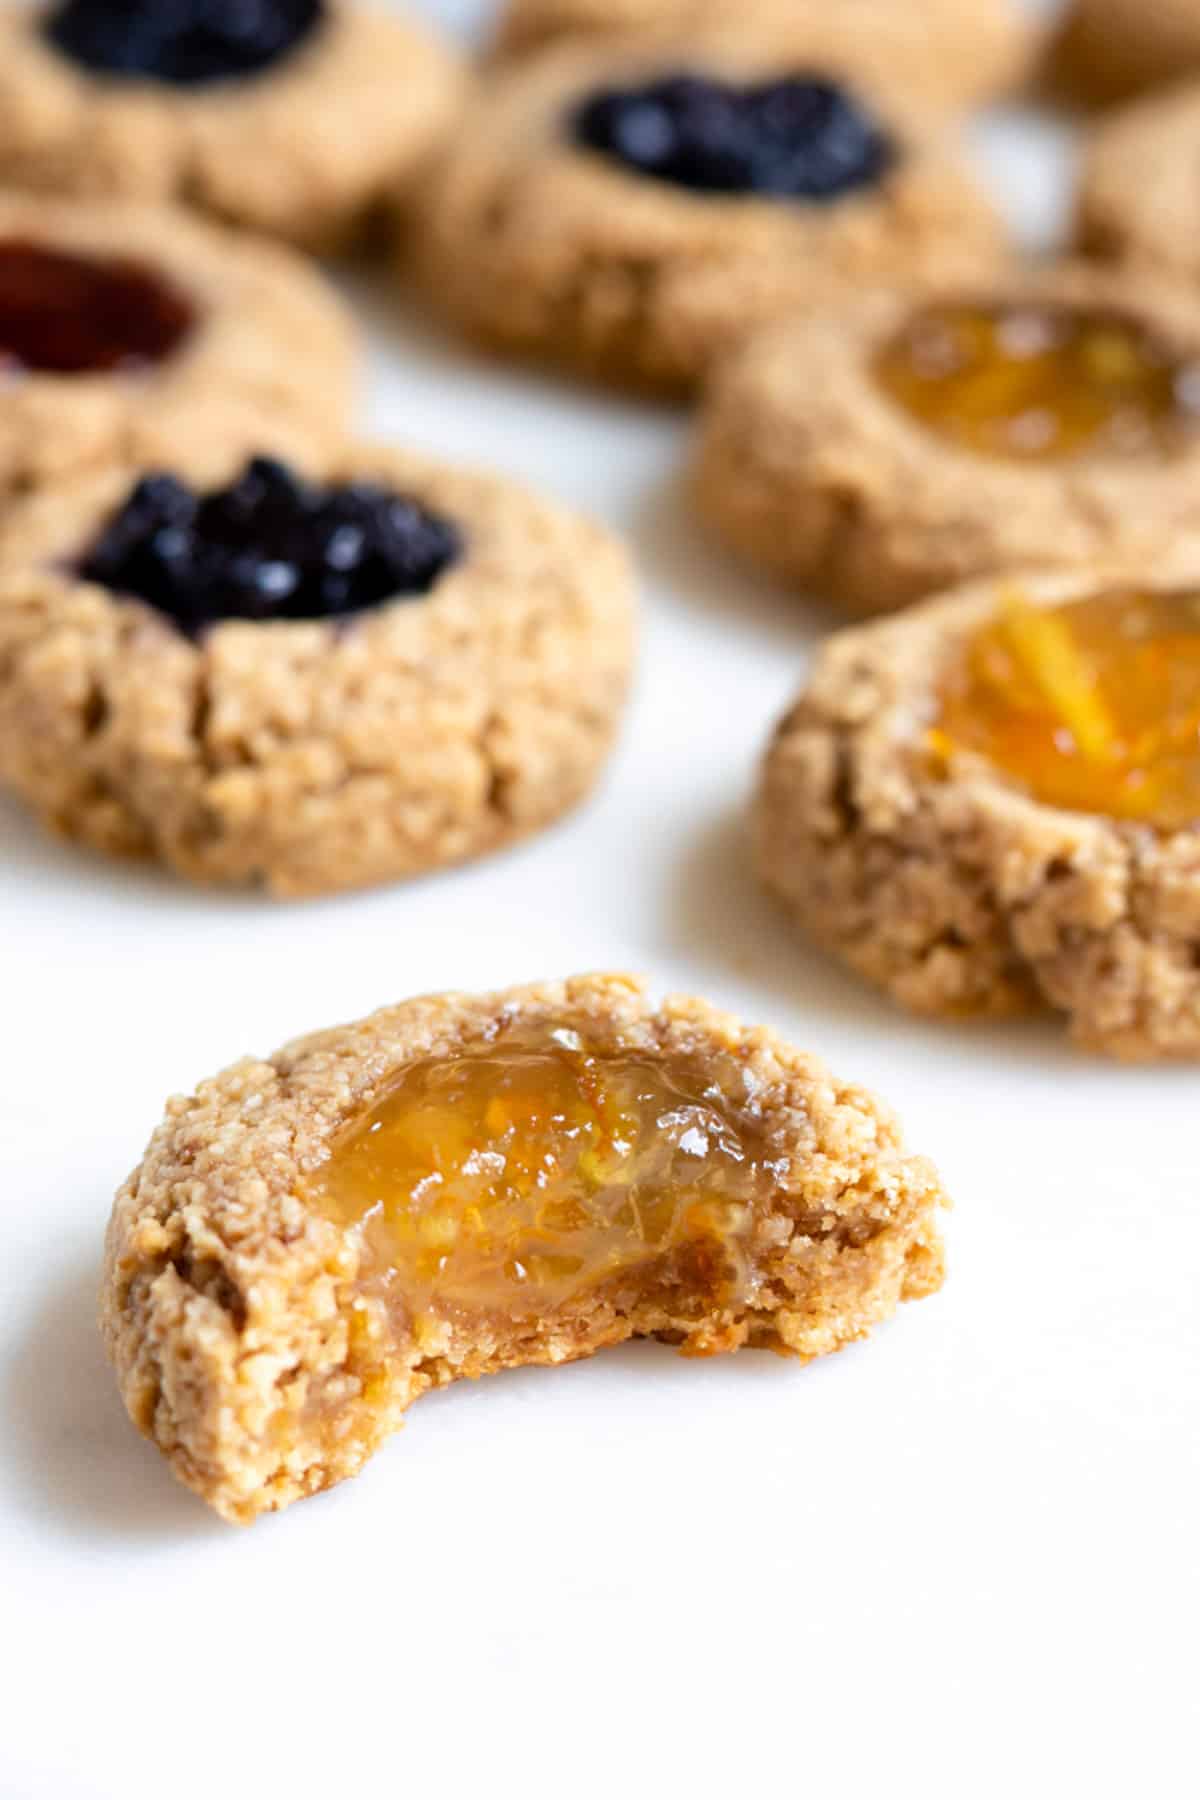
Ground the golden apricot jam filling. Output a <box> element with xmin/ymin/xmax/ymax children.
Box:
<box><xmin>307</xmin><ymin>1026</ymin><xmax>782</xmax><ymax>1325</ymax></box>
<box><xmin>874</xmin><ymin>301</ymin><xmax>1200</xmax><ymax>461</ymax></box>
<box><xmin>930</xmin><ymin>588</ymin><xmax>1200</xmax><ymax>827</ymax></box>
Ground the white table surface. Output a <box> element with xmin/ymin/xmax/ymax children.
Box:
<box><xmin>1</xmin><ymin>4</ymin><xmax>1196</xmax><ymax>1795</ymax></box>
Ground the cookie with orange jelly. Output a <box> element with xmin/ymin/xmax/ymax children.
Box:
<box><xmin>694</xmin><ymin>265</ymin><xmax>1200</xmax><ymax>616</ymax></box>
<box><xmin>755</xmin><ymin>565</ymin><xmax>1200</xmax><ymax>1058</ymax></box>
<box><xmin>493</xmin><ymin>0</ymin><xmax>1036</xmax><ymax>113</ymax></box>
<box><xmin>101</xmin><ymin>974</ymin><xmax>948</xmax><ymax>1521</ymax></box>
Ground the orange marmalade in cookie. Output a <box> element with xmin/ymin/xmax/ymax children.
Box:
<box><xmin>307</xmin><ymin>1025</ymin><xmax>781</xmax><ymax>1330</ymax></box>
<box><xmin>875</xmin><ymin>302</ymin><xmax>1200</xmax><ymax>460</ymax></box>
<box><xmin>930</xmin><ymin>588</ymin><xmax>1200</xmax><ymax>826</ymax></box>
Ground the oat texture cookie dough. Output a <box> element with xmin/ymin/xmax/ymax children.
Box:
<box><xmin>1078</xmin><ymin>82</ymin><xmax>1200</xmax><ymax>290</ymax></box>
<box><xmin>0</xmin><ymin>445</ymin><xmax>634</xmax><ymax>896</ymax></box>
<box><xmin>756</xmin><ymin>567</ymin><xmax>1200</xmax><ymax>1058</ymax></box>
<box><xmin>0</xmin><ymin>191</ymin><xmax>354</xmax><ymax>495</ymax></box>
<box><xmin>1051</xmin><ymin>0</ymin><xmax>1200</xmax><ymax>104</ymax></box>
<box><xmin>413</xmin><ymin>35</ymin><xmax>1003</xmax><ymax>394</ymax></box>
<box><xmin>494</xmin><ymin>0</ymin><xmax>1036</xmax><ymax>111</ymax></box>
<box><xmin>695</xmin><ymin>264</ymin><xmax>1200</xmax><ymax>616</ymax></box>
<box><xmin>101</xmin><ymin>974</ymin><xmax>949</xmax><ymax>1521</ymax></box>
<box><xmin>0</xmin><ymin>0</ymin><xmax>466</xmax><ymax>249</ymax></box>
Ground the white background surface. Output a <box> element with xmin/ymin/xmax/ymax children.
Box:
<box><xmin>1</xmin><ymin>3</ymin><xmax>1196</xmax><ymax>1795</ymax></box>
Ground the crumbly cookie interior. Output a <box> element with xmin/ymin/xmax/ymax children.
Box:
<box><xmin>307</xmin><ymin>1023</ymin><xmax>785</xmax><ymax>1348</ymax></box>
<box><xmin>931</xmin><ymin>587</ymin><xmax>1200</xmax><ymax>828</ymax></box>
<box><xmin>874</xmin><ymin>300</ymin><xmax>1200</xmax><ymax>461</ymax></box>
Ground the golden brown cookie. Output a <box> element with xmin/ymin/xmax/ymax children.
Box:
<box><xmin>0</xmin><ymin>190</ymin><xmax>354</xmax><ymax>495</ymax></box>
<box><xmin>412</xmin><ymin>35</ymin><xmax>1004</xmax><ymax>394</ymax></box>
<box><xmin>694</xmin><ymin>264</ymin><xmax>1200</xmax><ymax>616</ymax></box>
<box><xmin>755</xmin><ymin>565</ymin><xmax>1200</xmax><ymax>1059</ymax></box>
<box><xmin>1078</xmin><ymin>81</ymin><xmax>1200</xmax><ymax>289</ymax></box>
<box><xmin>101</xmin><ymin>973</ymin><xmax>949</xmax><ymax>1522</ymax></box>
<box><xmin>0</xmin><ymin>1</ymin><xmax>466</xmax><ymax>250</ymax></box>
<box><xmin>0</xmin><ymin>443</ymin><xmax>634</xmax><ymax>896</ymax></box>
<box><xmin>494</xmin><ymin>0</ymin><xmax>1036</xmax><ymax>111</ymax></box>
<box><xmin>1050</xmin><ymin>0</ymin><xmax>1200</xmax><ymax>104</ymax></box>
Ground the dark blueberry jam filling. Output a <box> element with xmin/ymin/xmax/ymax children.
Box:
<box><xmin>0</xmin><ymin>238</ymin><xmax>194</xmax><ymax>374</ymax></box>
<box><xmin>43</xmin><ymin>0</ymin><xmax>325</xmax><ymax>88</ymax></box>
<box><xmin>573</xmin><ymin>71</ymin><xmax>894</xmax><ymax>201</ymax></box>
<box><xmin>79</xmin><ymin>458</ymin><xmax>463</xmax><ymax>637</ymax></box>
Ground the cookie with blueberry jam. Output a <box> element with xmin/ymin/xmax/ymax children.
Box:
<box><xmin>0</xmin><ymin>0</ymin><xmax>466</xmax><ymax>249</ymax></box>
<box><xmin>0</xmin><ymin>445</ymin><xmax>634</xmax><ymax>896</ymax></box>
<box><xmin>412</xmin><ymin>34</ymin><xmax>1004</xmax><ymax>394</ymax></box>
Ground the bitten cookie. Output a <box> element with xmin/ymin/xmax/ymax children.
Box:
<box><xmin>101</xmin><ymin>973</ymin><xmax>949</xmax><ymax>1521</ymax></box>
<box><xmin>413</xmin><ymin>35</ymin><xmax>1003</xmax><ymax>394</ymax></box>
<box><xmin>1050</xmin><ymin>0</ymin><xmax>1200</xmax><ymax>105</ymax></box>
<box><xmin>0</xmin><ymin>191</ymin><xmax>354</xmax><ymax>494</ymax></box>
<box><xmin>0</xmin><ymin>0</ymin><xmax>466</xmax><ymax>249</ymax></box>
<box><xmin>494</xmin><ymin>0</ymin><xmax>1036</xmax><ymax>112</ymax></box>
<box><xmin>0</xmin><ymin>445</ymin><xmax>634</xmax><ymax>896</ymax></box>
<box><xmin>694</xmin><ymin>264</ymin><xmax>1200</xmax><ymax>616</ymax></box>
<box><xmin>1078</xmin><ymin>82</ymin><xmax>1200</xmax><ymax>291</ymax></box>
<box><xmin>755</xmin><ymin>567</ymin><xmax>1200</xmax><ymax>1059</ymax></box>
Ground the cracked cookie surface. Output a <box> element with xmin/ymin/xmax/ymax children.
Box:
<box><xmin>694</xmin><ymin>264</ymin><xmax>1200</xmax><ymax>616</ymax></box>
<box><xmin>754</xmin><ymin>565</ymin><xmax>1200</xmax><ymax>1058</ymax></box>
<box><xmin>0</xmin><ymin>191</ymin><xmax>353</xmax><ymax>496</ymax></box>
<box><xmin>412</xmin><ymin>34</ymin><xmax>1002</xmax><ymax>394</ymax></box>
<box><xmin>101</xmin><ymin>973</ymin><xmax>948</xmax><ymax>1522</ymax></box>
<box><xmin>0</xmin><ymin>443</ymin><xmax>634</xmax><ymax>896</ymax></box>
<box><xmin>494</xmin><ymin>0</ymin><xmax>1035</xmax><ymax>112</ymax></box>
<box><xmin>0</xmin><ymin>1</ymin><xmax>466</xmax><ymax>249</ymax></box>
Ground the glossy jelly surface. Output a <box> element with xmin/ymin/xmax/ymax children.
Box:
<box><xmin>307</xmin><ymin>1026</ymin><xmax>781</xmax><ymax>1320</ymax></box>
<box><xmin>574</xmin><ymin>72</ymin><xmax>893</xmax><ymax>201</ymax></box>
<box><xmin>931</xmin><ymin>588</ymin><xmax>1200</xmax><ymax>827</ymax></box>
<box><xmin>875</xmin><ymin>301</ymin><xmax>1200</xmax><ymax>461</ymax></box>
<box><xmin>0</xmin><ymin>238</ymin><xmax>194</xmax><ymax>374</ymax></box>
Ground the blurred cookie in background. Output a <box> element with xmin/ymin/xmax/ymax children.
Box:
<box><xmin>0</xmin><ymin>0</ymin><xmax>467</xmax><ymax>250</ymax></box>
<box><xmin>412</xmin><ymin>33</ymin><xmax>1004</xmax><ymax>394</ymax></box>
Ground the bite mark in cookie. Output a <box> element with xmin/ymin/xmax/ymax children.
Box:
<box><xmin>101</xmin><ymin>976</ymin><xmax>949</xmax><ymax>1521</ymax></box>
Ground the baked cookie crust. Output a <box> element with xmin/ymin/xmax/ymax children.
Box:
<box><xmin>412</xmin><ymin>34</ymin><xmax>1003</xmax><ymax>394</ymax></box>
<box><xmin>1050</xmin><ymin>0</ymin><xmax>1200</xmax><ymax>105</ymax></box>
<box><xmin>1078</xmin><ymin>81</ymin><xmax>1200</xmax><ymax>286</ymax></box>
<box><xmin>0</xmin><ymin>1</ymin><xmax>466</xmax><ymax>249</ymax></box>
<box><xmin>101</xmin><ymin>973</ymin><xmax>949</xmax><ymax>1522</ymax></box>
<box><xmin>694</xmin><ymin>264</ymin><xmax>1200</xmax><ymax>616</ymax></box>
<box><xmin>755</xmin><ymin>566</ymin><xmax>1200</xmax><ymax>1059</ymax></box>
<box><xmin>0</xmin><ymin>443</ymin><xmax>634</xmax><ymax>896</ymax></box>
<box><xmin>0</xmin><ymin>191</ymin><xmax>354</xmax><ymax>494</ymax></box>
<box><xmin>494</xmin><ymin>0</ymin><xmax>1036</xmax><ymax>111</ymax></box>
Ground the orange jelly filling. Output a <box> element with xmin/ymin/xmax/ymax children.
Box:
<box><xmin>874</xmin><ymin>302</ymin><xmax>1200</xmax><ymax>460</ymax></box>
<box><xmin>308</xmin><ymin>1027</ymin><xmax>779</xmax><ymax>1322</ymax></box>
<box><xmin>931</xmin><ymin>588</ymin><xmax>1200</xmax><ymax>827</ymax></box>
